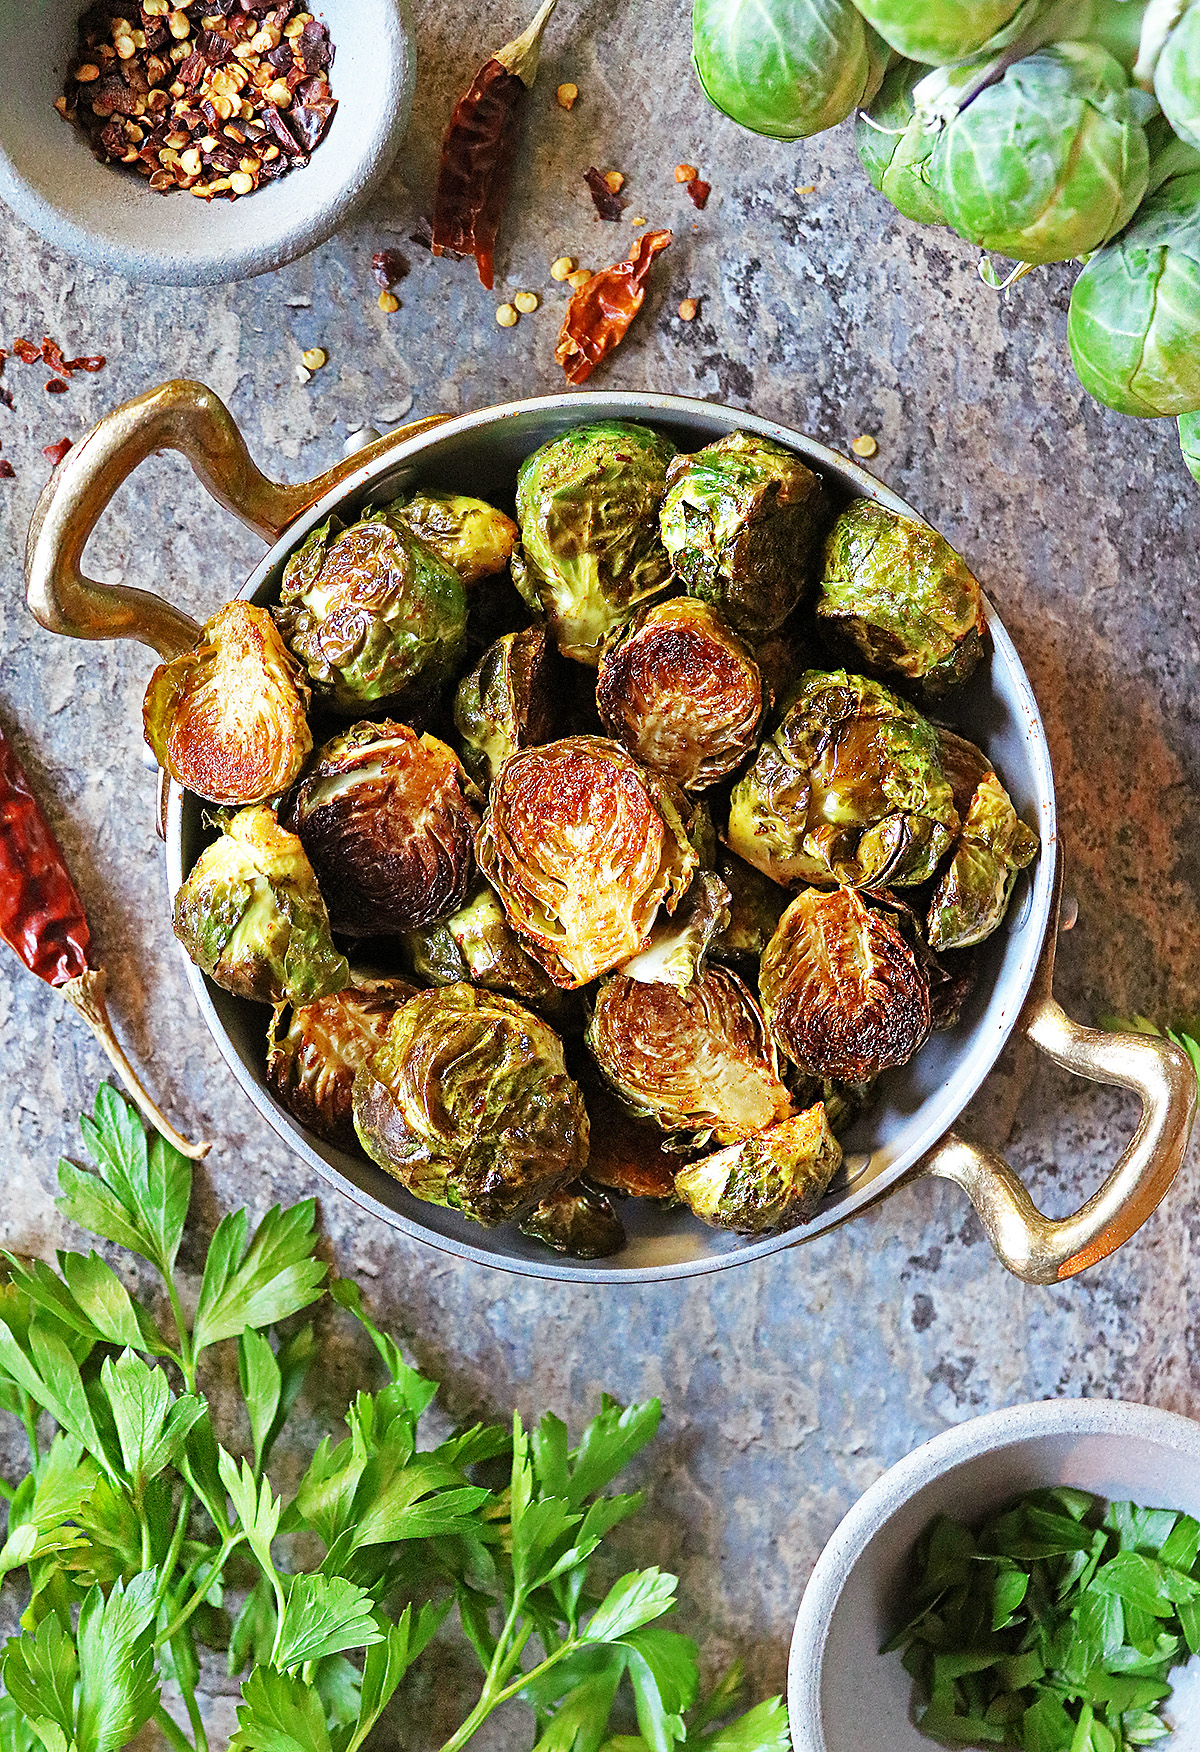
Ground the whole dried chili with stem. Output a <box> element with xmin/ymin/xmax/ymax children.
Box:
<box><xmin>0</xmin><ymin>722</ymin><xmax>208</xmax><ymax>1159</ymax></box>
<box><xmin>555</xmin><ymin>228</ymin><xmax>673</xmax><ymax>384</ymax></box>
<box><xmin>430</xmin><ymin>0</ymin><xmax>559</xmax><ymax>290</ymax></box>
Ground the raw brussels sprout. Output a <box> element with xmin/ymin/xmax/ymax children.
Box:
<box><xmin>587</xmin><ymin>965</ymin><xmax>793</xmax><ymax>1145</ymax></box>
<box><xmin>856</xmin><ymin>60</ymin><xmax>948</xmax><ymax>226</ymax></box>
<box><xmin>1138</xmin><ymin>0</ymin><xmax>1200</xmax><ymax>152</ymax></box>
<box><xmin>1181</xmin><ymin>411</ymin><xmax>1200</xmax><ymax>482</ymax></box>
<box><xmin>402</xmin><ymin>879</ymin><xmax>575</xmax><ymax>1019</ymax></box>
<box><xmin>453</xmin><ymin>626</ymin><xmax>556</xmax><ymax>788</ymax></box>
<box><xmin>266</xmin><ymin>973</ymin><xmax>416</xmax><ymax>1151</ymax></box>
<box><xmin>673</xmin><ymin>1104</ymin><xmax>842</xmax><ymax>1235</ymax></box>
<box><xmin>352</xmin><ymin>984</ymin><xmax>589</xmax><ymax>1226</ymax></box>
<box><xmin>281</xmin><ymin>722</ymin><xmax>480</xmax><ymax>936</ymax></box>
<box><xmin>760</xmin><ymin>886</ymin><xmax>932</xmax><ymax>1081</ymax></box>
<box><xmin>617</xmin><ymin>871</ymin><xmax>732</xmax><ymax>988</ymax></box>
<box><xmin>1144</xmin><ymin>111</ymin><xmax>1200</xmax><ymax>198</ymax></box>
<box><xmin>727</xmin><ymin>670</ymin><xmax>959</xmax><ymax>890</ymax></box>
<box><xmin>930</xmin><ymin>44</ymin><xmax>1152</xmax><ymax>266</ymax></box>
<box><xmin>596</xmin><ymin>598</ymin><xmax>764</xmax><ymax>790</ymax></box>
<box><xmin>928</xmin><ymin>769</ymin><xmax>1039</xmax><ymax>951</ymax></box>
<box><xmin>852</xmin><ymin>0</ymin><xmax>1026</xmax><ymax>64</ymax></box>
<box><xmin>659</xmin><ymin>431</ymin><xmax>830</xmax><ymax>640</ymax></box>
<box><xmin>1068</xmin><ymin>171</ymin><xmax>1200</xmax><ymax>416</ymax></box>
<box><xmin>710</xmin><ymin>849</ymin><xmax>788</xmax><ymax>967</ymax></box>
<box><xmin>174</xmin><ymin>806</ymin><xmax>348</xmax><ymax>1006</ymax></box>
<box><xmin>476</xmin><ymin>737</ymin><xmax>697</xmax><ymax>988</ymax></box>
<box><xmin>692</xmin><ymin>0</ymin><xmax>889</xmax><ymax>141</ymax></box>
<box><xmin>816</xmin><ymin>500</ymin><xmax>986</xmax><ymax>697</ymax></box>
<box><xmin>512</xmin><ymin>421</ymin><xmax>676</xmax><ymax>664</ymax></box>
<box><xmin>519</xmin><ymin>1181</ymin><xmax>626</xmax><ymax>1258</ymax></box>
<box><xmin>143</xmin><ymin>601</ymin><xmax>312</xmax><ymax>806</ymax></box>
<box><xmin>275</xmin><ymin>509</ymin><xmax>467</xmax><ymax>711</ymax></box>
<box><xmin>390</xmin><ymin>492</ymin><xmax>518</xmax><ymax>585</ymax></box>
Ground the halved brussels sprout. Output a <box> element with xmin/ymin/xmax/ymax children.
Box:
<box><xmin>760</xmin><ymin>886</ymin><xmax>932</xmax><ymax>1081</ymax></box>
<box><xmin>352</xmin><ymin>984</ymin><xmax>589</xmax><ymax>1226</ymax></box>
<box><xmin>928</xmin><ymin>769</ymin><xmax>1039</xmax><ymax>951</ymax></box>
<box><xmin>266</xmin><ymin>973</ymin><xmax>416</xmax><ymax>1150</ymax></box>
<box><xmin>275</xmin><ymin>509</ymin><xmax>467</xmax><ymax>711</ymax></box>
<box><xmin>573</xmin><ymin>1056</ymin><xmax>681</xmax><ymax>1202</ymax></box>
<box><xmin>693</xmin><ymin>0</ymin><xmax>889</xmax><ymax>141</ymax></box>
<box><xmin>587</xmin><ymin>964</ymin><xmax>793</xmax><ymax>1145</ymax></box>
<box><xmin>673</xmin><ymin>1104</ymin><xmax>842</xmax><ymax>1235</ymax></box>
<box><xmin>816</xmin><ymin>501</ymin><xmax>986</xmax><ymax>697</ymax></box>
<box><xmin>710</xmin><ymin>849</ymin><xmax>788</xmax><ymax>968</ymax></box>
<box><xmin>174</xmin><ymin>806</ymin><xmax>348</xmax><ymax>1006</ymax></box>
<box><xmin>512</xmin><ymin>421</ymin><xmax>676</xmax><ymax>664</ymax></box>
<box><xmin>476</xmin><ymin>737</ymin><xmax>697</xmax><ymax>988</ymax></box>
<box><xmin>727</xmin><ymin>670</ymin><xmax>959</xmax><ymax>890</ymax></box>
<box><xmin>402</xmin><ymin>879</ymin><xmax>578</xmax><ymax>1022</ymax></box>
<box><xmin>454</xmin><ymin>626</ymin><xmax>557</xmax><ymax>788</ymax></box>
<box><xmin>851</xmin><ymin>0</ymin><xmax>1024</xmax><ymax>63</ymax></box>
<box><xmin>856</xmin><ymin>60</ymin><xmax>947</xmax><ymax>226</ymax></box>
<box><xmin>390</xmin><ymin>492</ymin><xmax>518</xmax><ymax>585</ymax></box>
<box><xmin>143</xmin><ymin>601</ymin><xmax>312</xmax><ymax>806</ymax></box>
<box><xmin>281</xmin><ymin>722</ymin><xmax>480</xmax><ymax>936</ymax></box>
<box><xmin>659</xmin><ymin>431</ymin><xmax>830</xmax><ymax>640</ymax></box>
<box><xmin>617</xmin><ymin>871</ymin><xmax>731</xmax><ymax>989</ymax></box>
<box><xmin>596</xmin><ymin>598</ymin><xmax>765</xmax><ymax>789</ymax></box>
<box><xmin>519</xmin><ymin>1181</ymin><xmax>626</xmax><ymax>1258</ymax></box>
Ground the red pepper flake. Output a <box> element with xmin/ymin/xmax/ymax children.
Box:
<box><xmin>555</xmin><ymin>227</ymin><xmax>672</xmax><ymax>385</ymax></box>
<box><xmin>431</xmin><ymin>0</ymin><xmax>558</xmax><ymax>290</ymax></box>
<box><xmin>0</xmin><ymin>460</ymin><xmax>15</xmax><ymax>480</ymax></box>
<box><xmin>584</xmin><ymin>166</ymin><xmax>624</xmax><ymax>222</ymax></box>
<box><xmin>45</xmin><ymin>379</ymin><xmax>69</xmax><ymax>395</ymax></box>
<box><xmin>43</xmin><ymin>439</ymin><xmax>73</xmax><ymax>468</ymax></box>
<box><xmin>13</xmin><ymin>338</ymin><xmax>41</xmax><ymax>365</ymax></box>
<box><xmin>372</xmin><ymin>248</ymin><xmax>410</xmax><ymax>290</ymax></box>
<box><xmin>69</xmin><ymin>355</ymin><xmax>106</xmax><ymax>373</ymax></box>
<box><xmin>686</xmin><ymin>178</ymin><xmax>711</xmax><ymax>209</ymax></box>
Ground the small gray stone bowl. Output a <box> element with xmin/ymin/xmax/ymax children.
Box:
<box><xmin>0</xmin><ymin>0</ymin><xmax>415</xmax><ymax>284</ymax></box>
<box><xmin>788</xmin><ymin>1399</ymin><xmax>1200</xmax><ymax>1751</ymax></box>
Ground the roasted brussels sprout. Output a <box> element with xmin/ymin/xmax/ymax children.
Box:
<box><xmin>727</xmin><ymin>670</ymin><xmax>959</xmax><ymax>890</ymax></box>
<box><xmin>760</xmin><ymin>886</ymin><xmax>932</xmax><ymax>1081</ymax></box>
<box><xmin>402</xmin><ymin>879</ymin><xmax>576</xmax><ymax>1019</ymax></box>
<box><xmin>596</xmin><ymin>598</ymin><xmax>764</xmax><ymax>790</ymax></box>
<box><xmin>266</xmin><ymin>973</ymin><xmax>416</xmax><ymax>1150</ymax></box>
<box><xmin>855</xmin><ymin>59</ymin><xmax>948</xmax><ymax>226</ymax></box>
<box><xmin>617</xmin><ymin>870</ymin><xmax>731</xmax><ymax>989</ymax></box>
<box><xmin>174</xmin><ymin>806</ymin><xmax>348</xmax><ymax>1006</ymax></box>
<box><xmin>454</xmin><ymin>626</ymin><xmax>556</xmax><ymax>788</ymax></box>
<box><xmin>710</xmin><ymin>849</ymin><xmax>788</xmax><ymax>967</ymax></box>
<box><xmin>390</xmin><ymin>492</ymin><xmax>518</xmax><ymax>585</ymax></box>
<box><xmin>573</xmin><ymin>1055</ymin><xmax>680</xmax><ymax>1201</ymax></box>
<box><xmin>587</xmin><ymin>965</ymin><xmax>793</xmax><ymax>1145</ymax></box>
<box><xmin>275</xmin><ymin>509</ymin><xmax>467</xmax><ymax>711</ymax></box>
<box><xmin>352</xmin><ymin>984</ymin><xmax>589</xmax><ymax>1225</ymax></box>
<box><xmin>928</xmin><ymin>769</ymin><xmax>1038</xmax><ymax>951</ymax></box>
<box><xmin>512</xmin><ymin>421</ymin><xmax>676</xmax><ymax>664</ymax></box>
<box><xmin>143</xmin><ymin>601</ymin><xmax>312</xmax><ymax>806</ymax></box>
<box><xmin>519</xmin><ymin>1181</ymin><xmax>626</xmax><ymax>1258</ymax></box>
<box><xmin>673</xmin><ymin>1104</ymin><xmax>842</xmax><ymax>1235</ymax></box>
<box><xmin>476</xmin><ymin>737</ymin><xmax>697</xmax><ymax>988</ymax></box>
<box><xmin>692</xmin><ymin>0</ymin><xmax>889</xmax><ymax>141</ymax></box>
<box><xmin>934</xmin><ymin>727</ymin><xmax>992</xmax><ymax>816</ymax></box>
<box><xmin>850</xmin><ymin>0</ymin><xmax>1024</xmax><ymax>63</ymax></box>
<box><xmin>281</xmin><ymin>722</ymin><xmax>480</xmax><ymax>937</ymax></box>
<box><xmin>659</xmin><ymin>431</ymin><xmax>829</xmax><ymax>640</ymax></box>
<box><xmin>816</xmin><ymin>500</ymin><xmax>986</xmax><ymax>697</ymax></box>
<box><xmin>929</xmin><ymin>44</ymin><xmax>1152</xmax><ymax>267</ymax></box>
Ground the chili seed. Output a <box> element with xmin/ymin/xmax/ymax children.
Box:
<box><xmin>295</xmin><ymin>363</ymin><xmax>312</xmax><ymax>383</ymax></box>
<box><xmin>495</xmin><ymin>303</ymin><xmax>519</xmax><ymax>328</ymax></box>
<box><xmin>567</xmin><ymin>268</ymin><xmax>591</xmax><ymax>289</ymax></box>
<box><xmin>556</xmin><ymin>82</ymin><xmax>578</xmax><ymax>109</ymax></box>
<box><xmin>302</xmin><ymin>347</ymin><xmax>327</xmax><ymax>370</ymax></box>
<box><xmin>604</xmin><ymin>170</ymin><xmax>624</xmax><ymax>194</ymax></box>
<box><xmin>514</xmin><ymin>290</ymin><xmax>539</xmax><ymax>313</ymax></box>
<box><xmin>851</xmin><ymin>434</ymin><xmax>878</xmax><ymax>459</ymax></box>
<box><xmin>143</xmin><ymin>0</ymin><xmax>169</xmax><ymax>14</ymax></box>
<box><xmin>75</xmin><ymin>62</ymin><xmax>100</xmax><ymax>82</ymax></box>
<box><xmin>675</xmin><ymin>163</ymin><xmax>698</xmax><ymax>183</ymax></box>
<box><xmin>678</xmin><ymin>298</ymin><xmax>698</xmax><ymax>321</ymax></box>
<box><xmin>114</xmin><ymin>35</ymin><xmax>136</xmax><ymax>59</ymax></box>
<box><xmin>229</xmin><ymin>171</ymin><xmax>254</xmax><ymax>195</ymax></box>
<box><xmin>629</xmin><ymin>215</ymin><xmax>647</xmax><ymax>226</ymax></box>
<box><xmin>550</xmin><ymin>256</ymin><xmax>575</xmax><ymax>281</ymax></box>
<box><xmin>167</xmin><ymin>10</ymin><xmax>190</xmax><ymax>38</ymax></box>
<box><xmin>378</xmin><ymin>290</ymin><xmax>400</xmax><ymax>313</ymax></box>
<box><xmin>179</xmin><ymin>147</ymin><xmax>201</xmax><ymax>176</ymax></box>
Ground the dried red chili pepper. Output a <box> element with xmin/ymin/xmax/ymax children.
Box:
<box><xmin>555</xmin><ymin>228</ymin><xmax>672</xmax><ymax>385</ymax></box>
<box><xmin>0</xmin><ymin>722</ymin><xmax>209</xmax><ymax>1158</ymax></box>
<box><xmin>430</xmin><ymin>0</ymin><xmax>558</xmax><ymax>290</ymax></box>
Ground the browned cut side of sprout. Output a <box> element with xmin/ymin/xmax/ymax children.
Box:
<box><xmin>673</xmin><ymin>1103</ymin><xmax>842</xmax><ymax>1235</ymax></box>
<box><xmin>267</xmin><ymin>973</ymin><xmax>417</xmax><ymax>1151</ymax></box>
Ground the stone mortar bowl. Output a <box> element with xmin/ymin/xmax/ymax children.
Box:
<box><xmin>22</xmin><ymin>381</ymin><xmax>1198</xmax><ymax>1281</ymax></box>
<box><xmin>0</xmin><ymin>0</ymin><xmax>415</xmax><ymax>284</ymax></box>
<box><xmin>788</xmin><ymin>1398</ymin><xmax>1200</xmax><ymax>1751</ymax></box>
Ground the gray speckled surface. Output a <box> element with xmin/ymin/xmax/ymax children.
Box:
<box><xmin>1</xmin><ymin>2</ymin><xmax>1198</xmax><ymax>1744</ymax></box>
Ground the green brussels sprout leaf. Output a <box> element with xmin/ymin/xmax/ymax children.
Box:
<box><xmin>1181</xmin><ymin>410</ymin><xmax>1200</xmax><ymax>482</ymax></box>
<box><xmin>852</xmin><ymin>0</ymin><xmax>1026</xmax><ymax>63</ymax></box>
<box><xmin>617</xmin><ymin>870</ymin><xmax>732</xmax><ymax>989</ymax></box>
<box><xmin>856</xmin><ymin>60</ymin><xmax>948</xmax><ymax>226</ymax></box>
<box><xmin>927</xmin><ymin>769</ymin><xmax>1038</xmax><ymax>951</ymax></box>
<box><xmin>454</xmin><ymin>626</ymin><xmax>557</xmax><ymax>788</ymax></box>
<box><xmin>389</xmin><ymin>491</ymin><xmax>518</xmax><ymax>585</ymax></box>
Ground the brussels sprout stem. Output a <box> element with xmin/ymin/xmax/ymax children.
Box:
<box><xmin>979</xmin><ymin>257</ymin><xmax>1038</xmax><ymax>292</ymax></box>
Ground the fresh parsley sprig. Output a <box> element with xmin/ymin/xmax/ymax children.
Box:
<box><xmin>0</xmin><ymin>1087</ymin><xmax>790</xmax><ymax>1752</ymax></box>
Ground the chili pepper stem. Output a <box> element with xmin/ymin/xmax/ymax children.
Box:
<box><xmin>60</xmin><ymin>967</ymin><xmax>210</xmax><ymax>1159</ymax></box>
<box><xmin>495</xmin><ymin>0</ymin><xmax>559</xmax><ymax>86</ymax></box>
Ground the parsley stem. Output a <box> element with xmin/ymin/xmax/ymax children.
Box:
<box><xmin>157</xmin><ymin>1530</ymin><xmax>243</xmax><ymax>1648</ymax></box>
<box><xmin>152</xmin><ymin>1703</ymin><xmax>196</xmax><ymax>1752</ymax></box>
<box><xmin>176</xmin><ymin>1666</ymin><xmax>209</xmax><ymax>1752</ymax></box>
<box><xmin>20</xmin><ymin>1401</ymin><xmax>39</xmax><ymax>1472</ymax></box>
<box><xmin>439</xmin><ymin>1634</ymin><xmax>577</xmax><ymax>1752</ymax></box>
<box><xmin>154</xmin><ymin>1485</ymin><xmax>195</xmax><ymax>1613</ymax></box>
<box><xmin>165</xmin><ymin>1276</ymin><xmax>196</xmax><ymax>1394</ymax></box>
<box><xmin>0</xmin><ymin>1477</ymin><xmax>15</xmax><ymax>1503</ymax></box>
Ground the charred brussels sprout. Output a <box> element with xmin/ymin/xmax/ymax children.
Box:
<box><xmin>659</xmin><ymin>431</ymin><xmax>829</xmax><ymax>640</ymax></box>
<box><xmin>512</xmin><ymin>421</ymin><xmax>676</xmax><ymax>664</ymax></box>
<box><xmin>596</xmin><ymin>598</ymin><xmax>764</xmax><ymax>790</ymax></box>
<box><xmin>587</xmin><ymin>964</ymin><xmax>793</xmax><ymax>1145</ymax></box>
<box><xmin>816</xmin><ymin>501</ymin><xmax>986</xmax><ymax>697</ymax></box>
<box><xmin>519</xmin><ymin>1181</ymin><xmax>626</xmax><ymax>1258</ymax></box>
<box><xmin>673</xmin><ymin>1105</ymin><xmax>842</xmax><ymax>1235</ymax></box>
<box><xmin>850</xmin><ymin>0</ymin><xmax>1024</xmax><ymax>63</ymax></box>
<box><xmin>617</xmin><ymin>870</ymin><xmax>731</xmax><ymax>989</ymax></box>
<box><xmin>454</xmin><ymin>626</ymin><xmax>556</xmax><ymax>788</ymax></box>
<box><xmin>266</xmin><ymin>973</ymin><xmax>416</xmax><ymax>1151</ymax></box>
<box><xmin>476</xmin><ymin>737</ymin><xmax>697</xmax><ymax>988</ymax></box>
<box><xmin>275</xmin><ymin>509</ymin><xmax>466</xmax><ymax>711</ymax></box>
<box><xmin>760</xmin><ymin>886</ymin><xmax>932</xmax><ymax>1081</ymax></box>
<box><xmin>692</xmin><ymin>0</ymin><xmax>889</xmax><ymax>141</ymax></box>
<box><xmin>352</xmin><ymin>984</ymin><xmax>589</xmax><ymax>1225</ymax></box>
<box><xmin>856</xmin><ymin>60</ymin><xmax>947</xmax><ymax>226</ymax></box>
<box><xmin>727</xmin><ymin>670</ymin><xmax>959</xmax><ymax>890</ymax></box>
<box><xmin>403</xmin><ymin>880</ymin><xmax>575</xmax><ymax>1019</ymax></box>
<box><xmin>174</xmin><ymin>806</ymin><xmax>348</xmax><ymax>1006</ymax></box>
<box><xmin>282</xmin><ymin>722</ymin><xmax>480</xmax><ymax>936</ymax></box>
<box><xmin>390</xmin><ymin>492</ymin><xmax>518</xmax><ymax>585</ymax></box>
<box><xmin>928</xmin><ymin>769</ymin><xmax>1038</xmax><ymax>951</ymax></box>
<box><xmin>710</xmin><ymin>849</ymin><xmax>788</xmax><ymax>968</ymax></box>
<box><xmin>143</xmin><ymin>601</ymin><xmax>312</xmax><ymax>806</ymax></box>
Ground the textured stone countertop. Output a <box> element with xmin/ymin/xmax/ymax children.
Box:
<box><xmin>1</xmin><ymin>1</ymin><xmax>1198</xmax><ymax>1743</ymax></box>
